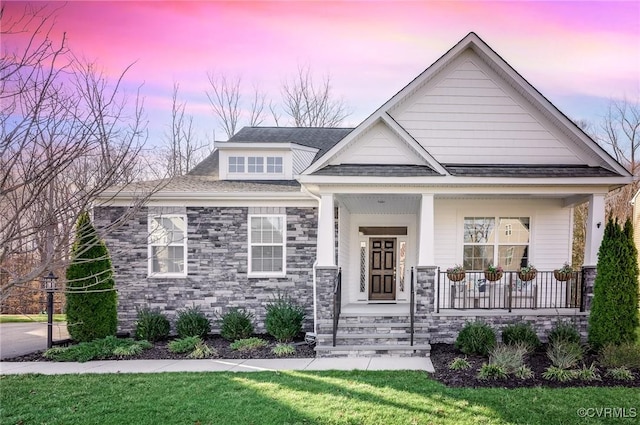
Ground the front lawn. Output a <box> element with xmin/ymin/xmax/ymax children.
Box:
<box><xmin>0</xmin><ymin>314</ymin><xmax>66</xmax><ymax>323</ymax></box>
<box><xmin>1</xmin><ymin>371</ymin><xmax>638</xmax><ymax>425</ymax></box>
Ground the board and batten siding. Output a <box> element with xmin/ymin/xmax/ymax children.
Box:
<box><xmin>434</xmin><ymin>198</ymin><xmax>572</xmax><ymax>271</ymax></box>
<box><xmin>390</xmin><ymin>51</ymin><xmax>583</xmax><ymax>165</ymax></box>
<box><xmin>330</xmin><ymin>122</ymin><xmax>425</xmax><ymax>165</ymax></box>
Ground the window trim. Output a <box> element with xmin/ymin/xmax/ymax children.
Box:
<box><xmin>248</xmin><ymin>214</ymin><xmax>287</xmax><ymax>278</ymax></box>
<box><xmin>462</xmin><ymin>216</ymin><xmax>530</xmax><ymax>271</ymax></box>
<box><xmin>228</xmin><ymin>156</ymin><xmax>245</xmax><ymax>173</ymax></box>
<box><xmin>148</xmin><ymin>214</ymin><xmax>188</xmax><ymax>278</ymax></box>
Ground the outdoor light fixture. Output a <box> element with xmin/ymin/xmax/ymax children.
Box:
<box><xmin>43</xmin><ymin>272</ymin><xmax>58</xmax><ymax>349</ymax></box>
<box><xmin>597</xmin><ymin>222</ymin><xmax>602</xmax><ymax>228</ymax></box>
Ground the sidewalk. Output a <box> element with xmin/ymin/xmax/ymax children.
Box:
<box><xmin>0</xmin><ymin>357</ymin><xmax>434</xmax><ymax>375</ymax></box>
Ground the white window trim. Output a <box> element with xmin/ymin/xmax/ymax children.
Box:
<box><xmin>228</xmin><ymin>156</ymin><xmax>245</xmax><ymax>174</ymax></box>
<box><xmin>462</xmin><ymin>216</ymin><xmax>531</xmax><ymax>270</ymax></box>
<box><xmin>148</xmin><ymin>214</ymin><xmax>188</xmax><ymax>278</ymax></box>
<box><xmin>248</xmin><ymin>214</ymin><xmax>287</xmax><ymax>278</ymax></box>
<box><xmin>228</xmin><ymin>155</ymin><xmax>285</xmax><ymax>176</ymax></box>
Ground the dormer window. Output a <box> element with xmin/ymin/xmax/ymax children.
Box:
<box><xmin>228</xmin><ymin>155</ymin><xmax>284</xmax><ymax>175</ymax></box>
<box><xmin>229</xmin><ymin>156</ymin><xmax>245</xmax><ymax>173</ymax></box>
<box><xmin>248</xmin><ymin>156</ymin><xmax>264</xmax><ymax>173</ymax></box>
<box><xmin>267</xmin><ymin>157</ymin><xmax>283</xmax><ymax>173</ymax></box>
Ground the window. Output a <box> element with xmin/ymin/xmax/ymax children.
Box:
<box><xmin>149</xmin><ymin>215</ymin><xmax>187</xmax><ymax>276</ymax></box>
<box><xmin>249</xmin><ymin>215</ymin><xmax>285</xmax><ymax>275</ymax></box>
<box><xmin>463</xmin><ymin>217</ymin><xmax>530</xmax><ymax>271</ymax></box>
<box><xmin>228</xmin><ymin>156</ymin><xmax>245</xmax><ymax>173</ymax></box>
<box><xmin>248</xmin><ymin>156</ymin><xmax>264</xmax><ymax>173</ymax></box>
<box><xmin>266</xmin><ymin>156</ymin><xmax>283</xmax><ymax>173</ymax></box>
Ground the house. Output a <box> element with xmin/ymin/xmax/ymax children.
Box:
<box><xmin>95</xmin><ymin>33</ymin><xmax>632</xmax><ymax>357</ymax></box>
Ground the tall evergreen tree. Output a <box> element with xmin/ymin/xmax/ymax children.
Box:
<box><xmin>588</xmin><ymin>218</ymin><xmax>639</xmax><ymax>348</ymax></box>
<box><xmin>65</xmin><ymin>212</ymin><xmax>117</xmax><ymax>342</ymax></box>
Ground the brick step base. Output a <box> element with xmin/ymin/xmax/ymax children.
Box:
<box><xmin>315</xmin><ymin>344</ymin><xmax>431</xmax><ymax>358</ymax></box>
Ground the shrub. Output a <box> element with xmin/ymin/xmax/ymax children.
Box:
<box><xmin>188</xmin><ymin>341</ymin><xmax>217</xmax><ymax>359</ymax></box>
<box><xmin>589</xmin><ymin>219</ymin><xmax>640</xmax><ymax>349</ymax></box>
<box><xmin>43</xmin><ymin>336</ymin><xmax>151</xmax><ymax>362</ymax></box>
<box><xmin>547</xmin><ymin>340</ymin><xmax>583</xmax><ymax>369</ymax></box>
<box><xmin>175</xmin><ymin>306</ymin><xmax>210</xmax><ymax>338</ymax></box>
<box><xmin>219</xmin><ymin>308</ymin><xmax>254</xmax><ymax>341</ymax></box>
<box><xmin>65</xmin><ymin>212</ymin><xmax>117</xmax><ymax>342</ymax></box>
<box><xmin>477</xmin><ymin>364</ymin><xmax>507</xmax><ymax>380</ymax></box>
<box><xmin>488</xmin><ymin>343</ymin><xmax>527</xmax><ymax>373</ymax></box>
<box><xmin>448</xmin><ymin>357</ymin><xmax>471</xmax><ymax>371</ymax></box>
<box><xmin>135</xmin><ymin>308</ymin><xmax>170</xmax><ymax>342</ymax></box>
<box><xmin>455</xmin><ymin>321</ymin><xmax>496</xmax><ymax>356</ymax></box>
<box><xmin>575</xmin><ymin>363</ymin><xmax>601</xmax><ymax>381</ymax></box>
<box><xmin>272</xmin><ymin>343</ymin><xmax>296</xmax><ymax>357</ymax></box>
<box><xmin>230</xmin><ymin>337</ymin><xmax>268</xmax><ymax>351</ymax></box>
<box><xmin>606</xmin><ymin>367</ymin><xmax>635</xmax><ymax>381</ymax></box>
<box><xmin>600</xmin><ymin>342</ymin><xmax>640</xmax><ymax>369</ymax></box>
<box><xmin>542</xmin><ymin>366</ymin><xmax>576</xmax><ymax>382</ymax></box>
<box><xmin>501</xmin><ymin>323</ymin><xmax>540</xmax><ymax>352</ymax></box>
<box><xmin>548</xmin><ymin>320</ymin><xmax>581</xmax><ymax>345</ymax></box>
<box><xmin>168</xmin><ymin>336</ymin><xmax>201</xmax><ymax>354</ymax></box>
<box><xmin>265</xmin><ymin>292</ymin><xmax>305</xmax><ymax>343</ymax></box>
<box><xmin>514</xmin><ymin>365</ymin><xmax>534</xmax><ymax>380</ymax></box>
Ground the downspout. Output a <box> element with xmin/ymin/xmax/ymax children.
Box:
<box><xmin>302</xmin><ymin>185</ymin><xmax>321</xmax><ymax>335</ymax></box>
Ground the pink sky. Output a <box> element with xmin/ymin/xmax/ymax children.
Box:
<box><xmin>4</xmin><ymin>1</ymin><xmax>639</xmax><ymax>144</ymax></box>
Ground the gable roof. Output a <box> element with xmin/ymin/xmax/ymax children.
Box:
<box><xmin>302</xmin><ymin>32</ymin><xmax>631</xmax><ymax>178</ymax></box>
<box><xmin>226</xmin><ymin>127</ymin><xmax>353</xmax><ymax>160</ymax></box>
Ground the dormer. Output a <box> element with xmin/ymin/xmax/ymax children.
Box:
<box><xmin>216</xmin><ymin>142</ymin><xmax>318</xmax><ymax>180</ymax></box>
<box><xmin>214</xmin><ymin>127</ymin><xmax>353</xmax><ymax>181</ymax></box>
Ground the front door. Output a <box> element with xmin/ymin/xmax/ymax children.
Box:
<box><xmin>369</xmin><ymin>238</ymin><xmax>396</xmax><ymax>301</ymax></box>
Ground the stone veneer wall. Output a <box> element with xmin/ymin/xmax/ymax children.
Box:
<box><xmin>94</xmin><ymin>206</ymin><xmax>318</xmax><ymax>335</ymax></box>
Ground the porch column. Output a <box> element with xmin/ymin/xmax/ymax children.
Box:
<box><xmin>418</xmin><ymin>193</ymin><xmax>435</xmax><ymax>266</ymax></box>
<box><xmin>583</xmin><ymin>193</ymin><xmax>606</xmax><ymax>267</ymax></box>
<box><xmin>317</xmin><ymin>193</ymin><xmax>335</xmax><ymax>266</ymax></box>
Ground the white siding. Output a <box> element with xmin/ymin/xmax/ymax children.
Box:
<box><xmin>391</xmin><ymin>51</ymin><xmax>582</xmax><ymax>165</ymax></box>
<box><xmin>434</xmin><ymin>198</ymin><xmax>572</xmax><ymax>271</ymax></box>
<box><xmin>330</xmin><ymin>122</ymin><xmax>425</xmax><ymax>165</ymax></box>
<box><xmin>292</xmin><ymin>148</ymin><xmax>316</xmax><ymax>174</ymax></box>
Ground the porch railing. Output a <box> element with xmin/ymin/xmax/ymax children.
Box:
<box><xmin>437</xmin><ymin>270</ymin><xmax>584</xmax><ymax>311</ymax></box>
<box><xmin>409</xmin><ymin>267</ymin><xmax>415</xmax><ymax>346</ymax></box>
<box><xmin>332</xmin><ymin>267</ymin><xmax>342</xmax><ymax>347</ymax></box>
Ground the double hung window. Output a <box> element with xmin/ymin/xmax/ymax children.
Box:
<box><xmin>249</xmin><ymin>215</ymin><xmax>286</xmax><ymax>275</ymax></box>
<box><xmin>463</xmin><ymin>217</ymin><xmax>530</xmax><ymax>271</ymax></box>
<box><xmin>149</xmin><ymin>215</ymin><xmax>187</xmax><ymax>276</ymax></box>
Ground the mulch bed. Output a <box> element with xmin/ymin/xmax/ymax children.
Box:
<box><xmin>5</xmin><ymin>338</ymin><xmax>639</xmax><ymax>389</ymax></box>
<box><xmin>429</xmin><ymin>343</ymin><xmax>640</xmax><ymax>388</ymax></box>
<box><xmin>3</xmin><ymin>334</ymin><xmax>316</xmax><ymax>362</ymax></box>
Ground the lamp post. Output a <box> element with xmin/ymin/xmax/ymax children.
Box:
<box><xmin>43</xmin><ymin>272</ymin><xmax>58</xmax><ymax>349</ymax></box>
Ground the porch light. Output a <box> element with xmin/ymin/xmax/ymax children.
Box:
<box><xmin>43</xmin><ymin>272</ymin><xmax>58</xmax><ymax>349</ymax></box>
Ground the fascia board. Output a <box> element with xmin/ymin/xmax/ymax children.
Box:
<box><xmin>296</xmin><ymin>174</ymin><xmax>632</xmax><ymax>187</ymax></box>
<box><xmin>216</xmin><ymin>142</ymin><xmax>317</xmax><ymax>152</ymax></box>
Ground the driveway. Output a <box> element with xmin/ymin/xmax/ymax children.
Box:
<box><xmin>0</xmin><ymin>322</ymin><xmax>69</xmax><ymax>360</ymax></box>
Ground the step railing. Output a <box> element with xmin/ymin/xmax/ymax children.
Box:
<box><xmin>437</xmin><ymin>270</ymin><xmax>583</xmax><ymax>311</ymax></box>
<box><xmin>410</xmin><ymin>267</ymin><xmax>415</xmax><ymax>346</ymax></box>
<box><xmin>332</xmin><ymin>267</ymin><xmax>342</xmax><ymax>347</ymax></box>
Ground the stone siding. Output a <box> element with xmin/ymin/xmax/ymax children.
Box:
<box><xmin>94</xmin><ymin>206</ymin><xmax>317</xmax><ymax>334</ymax></box>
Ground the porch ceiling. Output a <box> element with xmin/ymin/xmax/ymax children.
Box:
<box><xmin>337</xmin><ymin>194</ymin><xmax>421</xmax><ymax>214</ymax></box>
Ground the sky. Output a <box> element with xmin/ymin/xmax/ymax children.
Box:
<box><xmin>3</xmin><ymin>0</ymin><xmax>640</xmax><ymax>147</ymax></box>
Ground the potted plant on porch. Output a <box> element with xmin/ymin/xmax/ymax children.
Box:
<box><xmin>446</xmin><ymin>265</ymin><xmax>466</xmax><ymax>282</ymax></box>
<box><xmin>484</xmin><ymin>264</ymin><xmax>503</xmax><ymax>282</ymax></box>
<box><xmin>518</xmin><ymin>264</ymin><xmax>537</xmax><ymax>282</ymax></box>
<box><xmin>554</xmin><ymin>262</ymin><xmax>573</xmax><ymax>281</ymax></box>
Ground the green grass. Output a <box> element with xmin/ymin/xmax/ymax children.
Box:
<box><xmin>0</xmin><ymin>314</ymin><xmax>66</xmax><ymax>323</ymax></box>
<box><xmin>1</xmin><ymin>371</ymin><xmax>638</xmax><ymax>425</ymax></box>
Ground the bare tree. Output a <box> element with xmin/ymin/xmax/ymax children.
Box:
<box><xmin>205</xmin><ymin>72</ymin><xmax>268</xmax><ymax>139</ymax></box>
<box><xmin>599</xmin><ymin>98</ymin><xmax>640</xmax><ymax>176</ymax></box>
<box><xmin>1</xmin><ymin>4</ymin><xmax>151</xmax><ymax>306</ymax></box>
<box><xmin>281</xmin><ymin>64</ymin><xmax>350</xmax><ymax>127</ymax></box>
<box><xmin>162</xmin><ymin>83</ymin><xmax>211</xmax><ymax>177</ymax></box>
